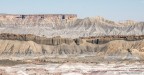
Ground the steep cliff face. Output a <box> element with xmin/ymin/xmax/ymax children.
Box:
<box><xmin>0</xmin><ymin>14</ymin><xmax>77</xmax><ymax>26</ymax></box>
<box><xmin>0</xmin><ymin>33</ymin><xmax>83</xmax><ymax>45</ymax></box>
<box><xmin>84</xmin><ymin>35</ymin><xmax>144</xmax><ymax>44</ymax></box>
<box><xmin>1</xmin><ymin>33</ymin><xmax>144</xmax><ymax>45</ymax></box>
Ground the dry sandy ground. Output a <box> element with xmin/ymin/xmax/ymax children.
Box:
<box><xmin>0</xmin><ymin>63</ymin><xmax>144</xmax><ymax>75</ymax></box>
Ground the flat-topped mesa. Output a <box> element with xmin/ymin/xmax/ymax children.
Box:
<box><xmin>0</xmin><ymin>14</ymin><xmax>77</xmax><ymax>26</ymax></box>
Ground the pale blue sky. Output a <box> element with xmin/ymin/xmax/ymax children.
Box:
<box><xmin>0</xmin><ymin>0</ymin><xmax>144</xmax><ymax>21</ymax></box>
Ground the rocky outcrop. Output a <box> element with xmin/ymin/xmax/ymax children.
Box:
<box><xmin>1</xmin><ymin>33</ymin><xmax>144</xmax><ymax>45</ymax></box>
<box><xmin>0</xmin><ymin>33</ymin><xmax>76</xmax><ymax>45</ymax></box>
<box><xmin>0</xmin><ymin>14</ymin><xmax>77</xmax><ymax>26</ymax></box>
<box><xmin>74</xmin><ymin>38</ymin><xmax>83</xmax><ymax>45</ymax></box>
<box><xmin>84</xmin><ymin>35</ymin><xmax>144</xmax><ymax>44</ymax></box>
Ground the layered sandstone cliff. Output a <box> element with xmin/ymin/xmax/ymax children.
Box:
<box><xmin>0</xmin><ymin>14</ymin><xmax>144</xmax><ymax>38</ymax></box>
<box><xmin>0</xmin><ymin>14</ymin><xmax>144</xmax><ymax>62</ymax></box>
<box><xmin>0</xmin><ymin>37</ymin><xmax>144</xmax><ymax>61</ymax></box>
<box><xmin>0</xmin><ymin>33</ymin><xmax>143</xmax><ymax>61</ymax></box>
<box><xmin>0</xmin><ymin>14</ymin><xmax>77</xmax><ymax>27</ymax></box>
